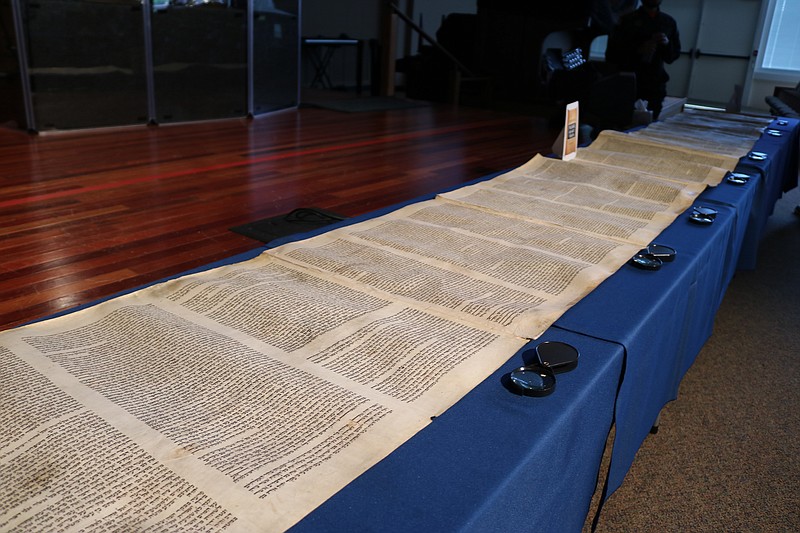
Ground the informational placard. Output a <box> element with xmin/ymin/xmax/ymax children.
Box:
<box><xmin>562</xmin><ymin>101</ymin><xmax>579</xmax><ymax>161</ymax></box>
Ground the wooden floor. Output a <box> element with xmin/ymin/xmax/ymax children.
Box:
<box><xmin>0</xmin><ymin>100</ymin><xmax>558</xmax><ymax>331</ymax></box>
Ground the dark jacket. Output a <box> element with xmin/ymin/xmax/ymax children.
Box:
<box><xmin>606</xmin><ymin>6</ymin><xmax>681</xmax><ymax>91</ymax></box>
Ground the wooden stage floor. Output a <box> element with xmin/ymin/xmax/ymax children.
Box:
<box><xmin>0</xmin><ymin>101</ymin><xmax>559</xmax><ymax>331</ymax></box>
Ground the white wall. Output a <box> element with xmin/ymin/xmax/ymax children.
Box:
<box><xmin>299</xmin><ymin>0</ymin><xmax>381</xmax><ymax>89</ymax></box>
<box><xmin>301</xmin><ymin>0</ymin><xmax>797</xmax><ymax>112</ymax></box>
<box><xmin>301</xmin><ymin>0</ymin><xmax>381</xmax><ymax>40</ymax></box>
<box><xmin>406</xmin><ymin>0</ymin><xmax>476</xmax><ymax>55</ymax></box>
<box><xmin>300</xmin><ymin>0</ymin><xmax>475</xmax><ymax>90</ymax></box>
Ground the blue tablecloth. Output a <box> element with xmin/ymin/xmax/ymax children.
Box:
<box><xmin>290</xmin><ymin>329</ymin><xmax>624</xmax><ymax>533</ymax></box>
<box><xmin>696</xmin><ymin>166</ymin><xmax>758</xmax><ymax>287</ymax></box>
<box><xmin>728</xmin><ymin>117</ymin><xmax>800</xmax><ymax>269</ymax></box>
<box><xmin>276</xmin><ymin>115</ymin><xmax>799</xmax><ymax>530</ymax></box>
<box><xmin>554</xmin><ymin>201</ymin><xmax>741</xmax><ymax>497</ymax></box>
<box><xmin>28</xmin><ymin>116</ymin><xmax>798</xmax><ymax>532</ymax></box>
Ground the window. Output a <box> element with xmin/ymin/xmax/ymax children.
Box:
<box><xmin>758</xmin><ymin>0</ymin><xmax>800</xmax><ymax>76</ymax></box>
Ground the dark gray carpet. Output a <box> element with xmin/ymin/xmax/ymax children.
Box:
<box><xmin>588</xmin><ymin>186</ymin><xmax>800</xmax><ymax>531</ymax></box>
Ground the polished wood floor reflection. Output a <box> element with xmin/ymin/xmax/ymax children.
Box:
<box><xmin>0</xmin><ymin>102</ymin><xmax>558</xmax><ymax>331</ymax></box>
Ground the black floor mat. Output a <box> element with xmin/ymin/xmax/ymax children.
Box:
<box><xmin>230</xmin><ymin>207</ymin><xmax>347</xmax><ymax>244</ymax></box>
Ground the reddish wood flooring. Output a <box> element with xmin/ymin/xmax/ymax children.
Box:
<box><xmin>0</xmin><ymin>101</ymin><xmax>558</xmax><ymax>331</ymax></box>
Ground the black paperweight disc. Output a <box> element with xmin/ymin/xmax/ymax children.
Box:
<box><xmin>646</xmin><ymin>244</ymin><xmax>676</xmax><ymax>262</ymax></box>
<box><xmin>689</xmin><ymin>213</ymin><xmax>714</xmax><ymax>225</ymax></box>
<box><xmin>726</xmin><ymin>173</ymin><xmax>750</xmax><ymax>185</ymax></box>
<box><xmin>535</xmin><ymin>341</ymin><xmax>579</xmax><ymax>371</ymax></box>
<box><xmin>630</xmin><ymin>252</ymin><xmax>662</xmax><ymax>270</ymax></box>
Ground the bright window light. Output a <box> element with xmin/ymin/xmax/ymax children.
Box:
<box><xmin>760</xmin><ymin>0</ymin><xmax>800</xmax><ymax>73</ymax></box>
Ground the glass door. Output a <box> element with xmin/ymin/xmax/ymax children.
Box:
<box><xmin>252</xmin><ymin>0</ymin><xmax>298</xmax><ymax>115</ymax></box>
<box><xmin>150</xmin><ymin>0</ymin><xmax>248</xmax><ymax>123</ymax></box>
<box><xmin>21</xmin><ymin>0</ymin><xmax>149</xmax><ymax>131</ymax></box>
<box><xmin>9</xmin><ymin>0</ymin><xmax>300</xmax><ymax>131</ymax></box>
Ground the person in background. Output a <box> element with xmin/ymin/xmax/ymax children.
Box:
<box><xmin>605</xmin><ymin>0</ymin><xmax>680</xmax><ymax>120</ymax></box>
<box><xmin>590</xmin><ymin>0</ymin><xmax>639</xmax><ymax>34</ymax></box>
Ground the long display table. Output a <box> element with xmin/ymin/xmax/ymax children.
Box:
<box><xmin>12</xmin><ymin>115</ymin><xmax>798</xmax><ymax>532</ymax></box>
<box><xmin>274</xmin><ymin>115</ymin><xmax>798</xmax><ymax>530</ymax></box>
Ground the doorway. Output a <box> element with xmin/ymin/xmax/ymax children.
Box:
<box><xmin>665</xmin><ymin>0</ymin><xmax>761</xmax><ymax>108</ymax></box>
